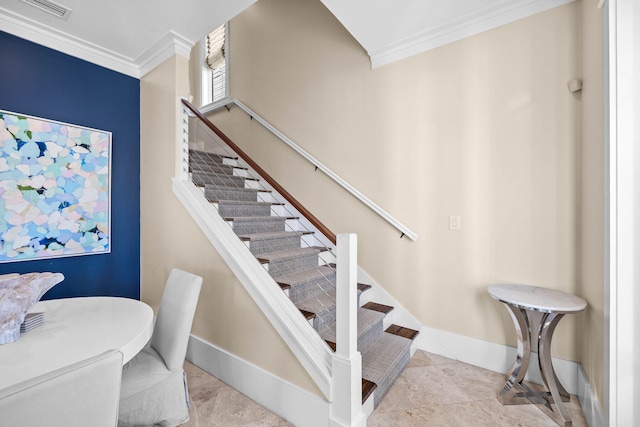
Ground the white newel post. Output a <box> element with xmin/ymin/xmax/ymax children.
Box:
<box><xmin>330</xmin><ymin>234</ymin><xmax>366</xmax><ymax>427</ymax></box>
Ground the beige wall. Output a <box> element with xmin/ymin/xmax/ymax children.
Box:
<box><xmin>208</xmin><ymin>0</ymin><xmax>593</xmax><ymax>364</ymax></box>
<box><xmin>140</xmin><ymin>55</ymin><xmax>321</xmax><ymax>396</ymax></box>
<box><xmin>579</xmin><ymin>2</ymin><xmax>605</xmax><ymax>408</ymax></box>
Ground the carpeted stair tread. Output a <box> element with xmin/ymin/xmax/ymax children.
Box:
<box><xmin>220</xmin><ymin>200</ymin><xmax>274</xmax><ymax>206</ymax></box>
<box><xmin>204</xmin><ymin>185</ymin><xmax>263</xmax><ymax>203</ymax></box>
<box><xmin>228</xmin><ymin>215</ymin><xmax>297</xmax><ymax>222</ymax></box>
<box><xmin>218</xmin><ymin>200</ymin><xmax>273</xmax><ymax>218</ymax></box>
<box><xmin>239</xmin><ymin>231</ymin><xmax>307</xmax><ymax>256</ymax></box>
<box><xmin>318</xmin><ymin>307</ymin><xmax>385</xmax><ymax>349</ymax></box>
<box><xmin>192</xmin><ymin>171</ymin><xmax>248</xmax><ymax>188</ymax></box>
<box><xmin>238</xmin><ymin>230</ymin><xmax>305</xmax><ymax>242</ymax></box>
<box><xmin>361</xmin><ymin>332</ymin><xmax>412</xmax><ymax>407</ymax></box>
<box><xmin>256</xmin><ymin>246</ymin><xmax>325</xmax><ymax>263</ymax></box>
<box><xmin>274</xmin><ymin>265</ymin><xmax>337</xmax><ymax>305</ymax></box>
<box><xmin>272</xmin><ymin>264</ymin><xmax>336</xmax><ymax>287</ymax></box>
<box><xmin>385</xmin><ymin>324</ymin><xmax>420</xmax><ymax>341</ymax></box>
<box><xmin>189</xmin><ymin>149</ymin><xmax>237</xmax><ymax>161</ymax></box>
<box><xmin>194</xmin><ymin>170</ymin><xmax>259</xmax><ymax>183</ymax></box>
<box><xmin>189</xmin><ymin>162</ymin><xmax>249</xmax><ymax>175</ymax></box>
<box><xmin>293</xmin><ymin>291</ymin><xmax>336</xmax><ymax>321</ymax></box>
<box><xmin>204</xmin><ymin>184</ymin><xmax>270</xmax><ymax>193</ymax></box>
<box><xmin>260</xmin><ymin>247</ymin><xmax>328</xmax><ymax>278</ymax></box>
<box><xmin>229</xmin><ymin>216</ymin><xmax>289</xmax><ymax>235</ymax></box>
<box><xmin>189</xmin><ymin>162</ymin><xmax>236</xmax><ymax>176</ymax></box>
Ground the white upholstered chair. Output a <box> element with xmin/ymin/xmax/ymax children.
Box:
<box><xmin>118</xmin><ymin>268</ymin><xmax>202</xmax><ymax>427</ymax></box>
<box><xmin>0</xmin><ymin>349</ymin><xmax>123</xmax><ymax>427</ymax></box>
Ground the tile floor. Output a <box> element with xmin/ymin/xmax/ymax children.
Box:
<box><xmin>182</xmin><ymin>350</ymin><xmax>588</xmax><ymax>427</ymax></box>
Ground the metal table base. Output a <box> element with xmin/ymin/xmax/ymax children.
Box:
<box><xmin>498</xmin><ymin>304</ymin><xmax>572</xmax><ymax>426</ymax></box>
<box><xmin>488</xmin><ymin>284</ymin><xmax>587</xmax><ymax>427</ymax></box>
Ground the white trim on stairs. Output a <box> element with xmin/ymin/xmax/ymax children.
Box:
<box><xmin>173</xmin><ymin>178</ymin><xmax>333</xmax><ymax>398</ymax></box>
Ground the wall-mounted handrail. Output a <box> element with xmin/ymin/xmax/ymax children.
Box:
<box><xmin>182</xmin><ymin>99</ymin><xmax>337</xmax><ymax>245</ymax></box>
<box><xmin>201</xmin><ymin>98</ymin><xmax>419</xmax><ymax>241</ymax></box>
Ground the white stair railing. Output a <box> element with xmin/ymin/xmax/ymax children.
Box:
<box><xmin>177</xmin><ymin>98</ymin><xmax>368</xmax><ymax>425</ymax></box>
<box><xmin>202</xmin><ymin>98</ymin><xmax>419</xmax><ymax>241</ymax></box>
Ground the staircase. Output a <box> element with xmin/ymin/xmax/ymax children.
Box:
<box><xmin>188</xmin><ymin>147</ymin><xmax>419</xmax><ymax>408</ymax></box>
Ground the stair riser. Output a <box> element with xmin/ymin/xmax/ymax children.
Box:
<box><xmin>232</xmin><ymin>218</ymin><xmax>286</xmax><ymax>235</ymax></box>
<box><xmin>313</xmin><ymin>307</ymin><xmax>383</xmax><ymax>353</ymax></box>
<box><xmin>310</xmin><ymin>305</ymin><xmax>337</xmax><ymax>335</ymax></box>
<box><xmin>193</xmin><ymin>172</ymin><xmax>246</xmax><ymax>188</ymax></box>
<box><xmin>189</xmin><ymin>151</ymin><xmax>227</xmax><ymax>166</ymax></box>
<box><xmin>247</xmin><ymin>235</ymin><xmax>302</xmax><ymax>256</ymax></box>
<box><xmin>204</xmin><ymin>186</ymin><xmax>259</xmax><ymax>202</ymax></box>
<box><xmin>288</xmin><ymin>273</ymin><xmax>337</xmax><ymax>304</ymax></box>
<box><xmin>218</xmin><ymin>202</ymin><xmax>272</xmax><ymax>218</ymax></box>
<box><xmin>370</xmin><ymin>344</ymin><xmax>410</xmax><ymax>407</ymax></box>
<box><xmin>189</xmin><ymin>161</ymin><xmax>235</xmax><ymax>175</ymax></box>
<box><xmin>358</xmin><ymin>319</ymin><xmax>384</xmax><ymax>351</ymax></box>
<box><xmin>266</xmin><ymin>253</ymin><xmax>321</xmax><ymax>278</ymax></box>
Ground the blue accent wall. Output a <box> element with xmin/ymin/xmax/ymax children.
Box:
<box><xmin>0</xmin><ymin>31</ymin><xmax>141</xmax><ymax>299</ymax></box>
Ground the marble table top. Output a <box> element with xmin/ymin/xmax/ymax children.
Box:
<box><xmin>0</xmin><ymin>296</ymin><xmax>153</xmax><ymax>390</ymax></box>
<box><xmin>488</xmin><ymin>284</ymin><xmax>587</xmax><ymax>313</ymax></box>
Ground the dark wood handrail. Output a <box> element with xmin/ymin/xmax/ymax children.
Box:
<box><xmin>182</xmin><ymin>99</ymin><xmax>337</xmax><ymax>245</ymax></box>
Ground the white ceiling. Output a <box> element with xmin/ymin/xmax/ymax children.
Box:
<box><xmin>0</xmin><ymin>0</ymin><xmax>574</xmax><ymax>77</ymax></box>
<box><xmin>319</xmin><ymin>0</ymin><xmax>575</xmax><ymax>67</ymax></box>
<box><xmin>0</xmin><ymin>0</ymin><xmax>256</xmax><ymax>77</ymax></box>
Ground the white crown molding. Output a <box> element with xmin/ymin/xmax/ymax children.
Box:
<box><xmin>0</xmin><ymin>7</ymin><xmax>194</xmax><ymax>79</ymax></box>
<box><xmin>137</xmin><ymin>30</ymin><xmax>194</xmax><ymax>78</ymax></box>
<box><xmin>369</xmin><ymin>0</ymin><xmax>575</xmax><ymax>68</ymax></box>
<box><xmin>0</xmin><ymin>5</ymin><xmax>139</xmax><ymax>77</ymax></box>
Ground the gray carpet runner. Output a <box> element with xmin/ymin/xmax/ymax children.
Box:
<box><xmin>189</xmin><ymin>148</ymin><xmax>413</xmax><ymax>407</ymax></box>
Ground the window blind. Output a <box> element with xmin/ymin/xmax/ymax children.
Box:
<box><xmin>206</xmin><ymin>24</ymin><xmax>225</xmax><ymax>70</ymax></box>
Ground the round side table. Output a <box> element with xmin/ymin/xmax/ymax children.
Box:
<box><xmin>488</xmin><ymin>284</ymin><xmax>587</xmax><ymax>427</ymax></box>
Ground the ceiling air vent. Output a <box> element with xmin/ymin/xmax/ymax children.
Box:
<box><xmin>21</xmin><ymin>0</ymin><xmax>72</xmax><ymax>20</ymax></box>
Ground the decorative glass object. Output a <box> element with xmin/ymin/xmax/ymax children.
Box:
<box><xmin>0</xmin><ymin>272</ymin><xmax>64</xmax><ymax>345</ymax></box>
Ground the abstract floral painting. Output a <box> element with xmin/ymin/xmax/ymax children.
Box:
<box><xmin>0</xmin><ymin>110</ymin><xmax>111</xmax><ymax>262</ymax></box>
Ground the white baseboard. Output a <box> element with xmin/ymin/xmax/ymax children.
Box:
<box><xmin>187</xmin><ymin>329</ymin><xmax>604</xmax><ymax>427</ymax></box>
<box><xmin>577</xmin><ymin>364</ymin><xmax>605</xmax><ymax>427</ymax></box>
<box><xmin>415</xmin><ymin>325</ymin><xmax>603</xmax><ymax>426</ymax></box>
<box><xmin>186</xmin><ymin>334</ymin><xmax>330</xmax><ymax>427</ymax></box>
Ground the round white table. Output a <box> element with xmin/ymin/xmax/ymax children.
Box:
<box><xmin>0</xmin><ymin>297</ymin><xmax>153</xmax><ymax>390</ymax></box>
<box><xmin>488</xmin><ymin>284</ymin><xmax>587</xmax><ymax>427</ymax></box>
